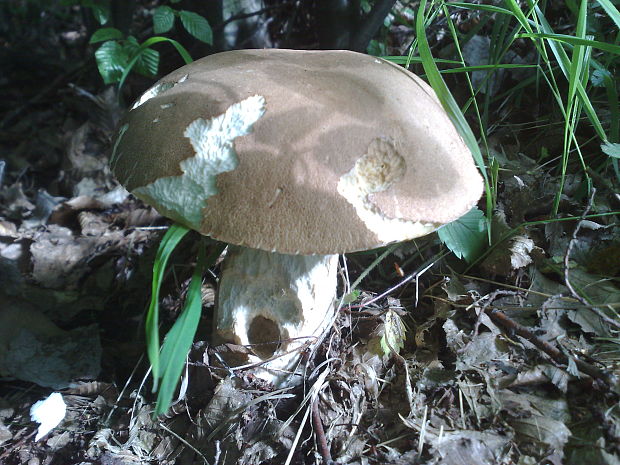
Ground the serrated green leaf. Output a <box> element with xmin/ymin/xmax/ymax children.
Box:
<box><xmin>120</xmin><ymin>36</ymin><xmax>159</xmax><ymax>78</ymax></box>
<box><xmin>133</xmin><ymin>47</ymin><xmax>160</xmax><ymax>77</ymax></box>
<box><xmin>90</xmin><ymin>27</ymin><xmax>123</xmax><ymax>44</ymax></box>
<box><xmin>153</xmin><ymin>6</ymin><xmax>175</xmax><ymax>34</ymax></box>
<box><xmin>91</xmin><ymin>4</ymin><xmax>110</xmax><ymax>25</ymax></box>
<box><xmin>145</xmin><ymin>224</ymin><xmax>190</xmax><ymax>389</ymax></box>
<box><xmin>438</xmin><ymin>207</ymin><xmax>487</xmax><ymax>263</ymax></box>
<box><xmin>94</xmin><ymin>40</ymin><xmax>128</xmax><ymax>84</ymax></box>
<box><xmin>81</xmin><ymin>0</ymin><xmax>110</xmax><ymax>25</ymax></box>
<box><xmin>602</xmin><ymin>141</ymin><xmax>620</xmax><ymax>158</ymax></box>
<box><xmin>179</xmin><ymin>10</ymin><xmax>213</xmax><ymax>44</ymax></box>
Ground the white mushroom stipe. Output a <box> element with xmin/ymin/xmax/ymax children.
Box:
<box><xmin>215</xmin><ymin>246</ymin><xmax>338</xmax><ymax>382</ymax></box>
<box><xmin>338</xmin><ymin>137</ymin><xmax>440</xmax><ymax>242</ymax></box>
<box><xmin>133</xmin><ymin>95</ymin><xmax>265</xmax><ymax>229</ymax></box>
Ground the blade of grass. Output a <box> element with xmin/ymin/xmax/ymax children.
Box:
<box><xmin>154</xmin><ymin>241</ymin><xmax>208</xmax><ymax>417</ymax></box>
<box><xmin>449</xmin><ymin>2</ymin><xmax>513</xmax><ymax>15</ymax></box>
<box><xmin>533</xmin><ymin>4</ymin><xmax>607</xmax><ymax>141</ymax></box>
<box><xmin>146</xmin><ymin>223</ymin><xmax>190</xmax><ymax>390</ymax></box>
<box><xmin>596</xmin><ymin>0</ymin><xmax>620</xmax><ymax>28</ymax></box>
<box><xmin>350</xmin><ymin>243</ymin><xmax>400</xmax><ymax>292</ymax></box>
<box><xmin>553</xmin><ymin>0</ymin><xmax>591</xmax><ymax>215</ymax></box>
<box><xmin>518</xmin><ymin>32</ymin><xmax>620</xmax><ymax>55</ymax></box>
<box><xmin>118</xmin><ymin>36</ymin><xmax>192</xmax><ymax>91</ymax></box>
<box><xmin>415</xmin><ymin>0</ymin><xmax>492</xmax><ymax>232</ymax></box>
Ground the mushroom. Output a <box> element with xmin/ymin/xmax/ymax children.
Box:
<box><xmin>110</xmin><ymin>49</ymin><xmax>483</xmax><ymax>383</ymax></box>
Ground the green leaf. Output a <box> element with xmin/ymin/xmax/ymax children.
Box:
<box><xmin>179</xmin><ymin>10</ymin><xmax>213</xmax><ymax>44</ymax></box>
<box><xmin>91</xmin><ymin>4</ymin><xmax>110</xmax><ymax>25</ymax></box>
<box><xmin>602</xmin><ymin>141</ymin><xmax>620</xmax><ymax>158</ymax></box>
<box><xmin>367</xmin><ymin>39</ymin><xmax>387</xmax><ymax>56</ymax></box>
<box><xmin>342</xmin><ymin>289</ymin><xmax>361</xmax><ymax>305</ymax></box>
<box><xmin>120</xmin><ymin>36</ymin><xmax>159</xmax><ymax>78</ymax></box>
<box><xmin>153</xmin><ymin>6</ymin><xmax>175</xmax><ymax>34</ymax></box>
<box><xmin>438</xmin><ymin>207</ymin><xmax>487</xmax><ymax>263</ymax></box>
<box><xmin>134</xmin><ymin>47</ymin><xmax>160</xmax><ymax>77</ymax></box>
<box><xmin>379</xmin><ymin>309</ymin><xmax>407</xmax><ymax>356</ymax></box>
<box><xmin>145</xmin><ymin>224</ymin><xmax>190</xmax><ymax>390</ymax></box>
<box><xmin>82</xmin><ymin>0</ymin><xmax>110</xmax><ymax>24</ymax></box>
<box><xmin>90</xmin><ymin>27</ymin><xmax>123</xmax><ymax>44</ymax></box>
<box><xmin>94</xmin><ymin>40</ymin><xmax>128</xmax><ymax>84</ymax></box>
<box><xmin>154</xmin><ymin>242</ymin><xmax>207</xmax><ymax>417</ymax></box>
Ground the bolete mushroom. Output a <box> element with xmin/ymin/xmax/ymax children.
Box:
<box><xmin>110</xmin><ymin>49</ymin><xmax>483</xmax><ymax>383</ymax></box>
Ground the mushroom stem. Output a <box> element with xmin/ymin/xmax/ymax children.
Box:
<box><xmin>214</xmin><ymin>246</ymin><xmax>339</xmax><ymax>384</ymax></box>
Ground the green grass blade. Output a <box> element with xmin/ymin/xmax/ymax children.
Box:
<box><xmin>141</xmin><ymin>36</ymin><xmax>193</xmax><ymax>64</ymax></box>
<box><xmin>90</xmin><ymin>27</ymin><xmax>123</xmax><ymax>44</ymax></box>
<box><xmin>117</xmin><ymin>37</ymin><xmax>193</xmax><ymax>91</ymax></box>
<box><xmin>518</xmin><ymin>33</ymin><xmax>620</xmax><ymax>55</ymax></box>
<box><xmin>596</xmin><ymin>0</ymin><xmax>620</xmax><ymax>28</ymax></box>
<box><xmin>449</xmin><ymin>2</ymin><xmax>513</xmax><ymax>15</ymax></box>
<box><xmin>415</xmin><ymin>0</ymin><xmax>492</xmax><ymax>228</ymax></box>
<box><xmin>145</xmin><ymin>223</ymin><xmax>190</xmax><ymax>389</ymax></box>
<box><xmin>553</xmin><ymin>0</ymin><xmax>591</xmax><ymax>215</ymax></box>
<box><xmin>439</xmin><ymin>63</ymin><xmax>538</xmax><ymax>74</ymax></box>
<box><xmin>154</xmin><ymin>241</ymin><xmax>207</xmax><ymax>417</ymax></box>
<box><xmin>533</xmin><ymin>6</ymin><xmax>607</xmax><ymax>140</ymax></box>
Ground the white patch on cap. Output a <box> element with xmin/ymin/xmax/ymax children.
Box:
<box><xmin>337</xmin><ymin>137</ymin><xmax>439</xmax><ymax>242</ymax></box>
<box><xmin>131</xmin><ymin>74</ymin><xmax>189</xmax><ymax>110</ymax></box>
<box><xmin>133</xmin><ymin>95</ymin><xmax>265</xmax><ymax>229</ymax></box>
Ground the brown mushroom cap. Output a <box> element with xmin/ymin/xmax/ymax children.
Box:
<box><xmin>111</xmin><ymin>49</ymin><xmax>483</xmax><ymax>255</ymax></box>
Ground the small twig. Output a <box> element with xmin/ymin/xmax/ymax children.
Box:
<box><xmin>487</xmin><ymin>308</ymin><xmax>616</xmax><ymax>386</ymax></box>
<box><xmin>312</xmin><ymin>398</ymin><xmax>333</xmax><ymax>465</ymax></box>
<box><xmin>473</xmin><ymin>289</ymin><xmax>519</xmax><ymax>337</ymax></box>
<box><xmin>347</xmin><ymin>254</ymin><xmax>442</xmax><ymax>310</ymax></box>
<box><xmin>563</xmin><ymin>188</ymin><xmax>620</xmax><ymax>331</ymax></box>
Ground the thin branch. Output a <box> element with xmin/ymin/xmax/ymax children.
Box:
<box><xmin>487</xmin><ymin>308</ymin><xmax>617</xmax><ymax>387</ymax></box>
<box><xmin>312</xmin><ymin>398</ymin><xmax>333</xmax><ymax>465</ymax></box>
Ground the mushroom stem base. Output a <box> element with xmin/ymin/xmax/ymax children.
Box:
<box><xmin>214</xmin><ymin>246</ymin><xmax>338</xmax><ymax>384</ymax></box>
